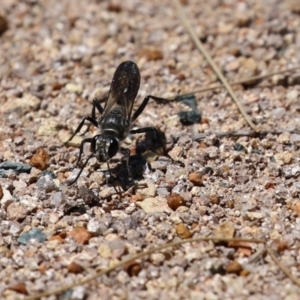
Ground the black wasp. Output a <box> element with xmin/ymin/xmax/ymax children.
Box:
<box><xmin>65</xmin><ymin>61</ymin><xmax>176</xmax><ymax>186</ymax></box>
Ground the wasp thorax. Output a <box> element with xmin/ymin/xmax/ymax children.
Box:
<box><xmin>95</xmin><ymin>135</ymin><xmax>119</xmax><ymax>161</ymax></box>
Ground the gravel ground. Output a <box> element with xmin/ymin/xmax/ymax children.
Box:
<box><xmin>0</xmin><ymin>0</ymin><xmax>300</xmax><ymax>299</ymax></box>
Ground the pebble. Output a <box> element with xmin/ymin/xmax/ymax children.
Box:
<box><xmin>246</xmin><ymin>211</ymin><xmax>264</xmax><ymax>220</ymax></box>
<box><xmin>67</xmin><ymin>262</ymin><xmax>84</xmax><ymax>274</ymax></box>
<box><xmin>167</xmin><ymin>194</ymin><xmax>185</xmax><ymax>211</ymax></box>
<box><xmin>9</xmin><ymin>221</ymin><xmax>22</xmax><ymax>236</ymax></box>
<box><xmin>287</xmin><ymin>90</ymin><xmax>298</xmax><ymax>101</ymax></box>
<box><xmin>0</xmin><ymin>187</ymin><xmax>14</xmax><ymax>209</ymax></box>
<box><xmin>0</xmin><ymin>161</ymin><xmax>32</xmax><ymax>175</ymax></box>
<box><xmin>290</xmin><ymin>134</ymin><xmax>300</xmax><ymax>143</ymax></box>
<box><xmin>168</xmin><ymin>146</ymin><xmax>183</xmax><ymax>161</ymax></box>
<box><xmin>0</xmin><ymin>94</ymin><xmax>41</xmax><ymax>116</ymax></box>
<box><xmin>98</xmin><ymin>243</ymin><xmax>111</xmax><ymax>258</ymax></box>
<box><xmin>274</xmin><ymin>151</ymin><xmax>293</xmax><ymax>165</ymax></box>
<box><xmin>98</xmin><ymin>186</ymin><xmax>116</xmax><ymax>198</ymax></box>
<box><xmin>188</xmin><ymin>172</ymin><xmax>204</xmax><ymax>186</ymax></box>
<box><xmin>50</xmin><ymin>191</ymin><xmax>65</xmax><ymax>207</ymax></box>
<box><xmin>65</xmin><ymin>83</ymin><xmax>83</xmax><ymax>93</ymax></box>
<box><xmin>213</xmin><ymin>222</ymin><xmax>235</xmax><ymax>239</ymax></box>
<box><xmin>29</xmin><ymin>148</ymin><xmax>50</xmax><ymax>170</ymax></box>
<box><xmin>137</xmin><ymin>181</ymin><xmax>157</xmax><ymax>198</ymax></box>
<box><xmin>137</xmin><ymin>197</ymin><xmax>171</xmax><ymax>213</ymax></box>
<box><xmin>37</xmin><ymin>119</ymin><xmax>61</xmax><ymax>136</ymax></box>
<box><xmin>175</xmin><ymin>223</ymin><xmax>192</xmax><ymax>239</ymax></box>
<box><xmin>49</xmin><ymin>212</ymin><xmax>60</xmax><ymax>224</ymax></box>
<box><xmin>17</xmin><ymin>228</ymin><xmax>46</xmax><ymax>245</ymax></box>
<box><xmin>277</xmin><ymin>132</ymin><xmax>291</xmax><ymax>144</ymax></box>
<box><xmin>68</xmin><ymin>227</ymin><xmax>91</xmax><ymax>244</ymax></box>
<box><xmin>271</xmin><ymin>107</ymin><xmax>286</xmax><ymax>119</ymax></box>
<box><xmin>36</xmin><ymin>175</ymin><xmax>58</xmax><ymax>193</ymax></box>
<box><xmin>0</xmin><ymin>14</ymin><xmax>8</xmax><ymax>35</ymax></box>
<box><xmin>226</xmin><ymin>261</ymin><xmax>243</xmax><ymax>274</ymax></box>
<box><xmin>6</xmin><ymin>202</ymin><xmax>28</xmax><ymax>221</ymax></box>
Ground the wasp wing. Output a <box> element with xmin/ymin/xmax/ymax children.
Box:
<box><xmin>102</xmin><ymin>61</ymin><xmax>140</xmax><ymax>121</ymax></box>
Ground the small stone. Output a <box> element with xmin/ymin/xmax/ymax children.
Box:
<box><xmin>213</xmin><ymin>222</ymin><xmax>235</xmax><ymax>239</ymax></box>
<box><xmin>137</xmin><ymin>181</ymin><xmax>157</xmax><ymax>197</ymax></box>
<box><xmin>209</xmin><ymin>194</ymin><xmax>220</xmax><ymax>205</ymax></box>
<box><xmin>0</xmin><ymin>161</ymin><xmax>31</xmax><ymax>175</ymax></box>
<box><xmin>58</xmin><ymin>130</ymin><xmax>82</xmax><ymax>146</ymax></box>
<box><xmin>108</xmin><ymin>239</ymin><xmax>126</xmax><ymax>258</ymax></box>
<box><xmin>49</xmin><ymin>212</ymin><xmax>60</xmax><ymax>224</ymax></box>
<box><xmin>290</xmin><ymin>134</ymin><xmax>300</xmax><ymax>143</ymax></box>
<box><xmin>0</xmin><ymin>14</ymin><xmax>8</xmax><ymax>35</ymax></box>
<box><xmin>65</xmin><ymin>83</ymin><xmax>83</xmax><ymax>93</ymax></box>
<box><xmin>271</xmin><ymin>107</ymin><xmax>286</xmax><ymax>119</ymax></box>
<box><xmin>110</xmin><ymin>210</ymin><xmax>128</xmax><ymax>218</ymax></box>
<box><xmin>98</xmin><ymin>243</ymin><xmax>111</xmax><ymax>258</ymax></box>
<box><xmin>0</xmin><ymin>187</ymin><xmax>14</xmax><ymax>208</ymax></box>
<box><xmin>36</xmin><ymin>175</ymin><xmax>58</xmax><ymax>193</ymax></box>
<box><xmin>98</xmin><ymin>186</ymin><xmax>116</xmax><ymax>198</ymax></box>
<box><xmin>150</xmin><ymin>253</ymin><xmax>165</xmax><ymax>265</ymax></box>
<box><xmin>246</xmin><ymin>211</ymin><xmax>264</xmax><ymax>219</ymax></box>
<box><xmin>8</xmin><ymin>283</ymin><xmax>28</xmax><ymax>295</ymax></box>
<box><xmin>29</xmin><ymin>148</ymin><xmax>50</xmax><ymax>170</ymax></box>
<box><xmin>17</xmin><ymin>228</ymin><xmax>47</xmax><ymax>245</ymax></box>
<box><xmin>226</xmin><ymin>200</ymin><xmax>235</xmax><ymax>208</ymax></box>
<box><xmin>49</xmin><ymin>234</ymin><xmax>65</xmax><ymax>244</ymax></box>
<box><xmin>292</xmin><ymin>201</ymin><xmax>300</xmax><ymax>217</ymax></box>
<box><xmin>124</xmin><ymin>261</ymin><xmax>142</xmax><ymax>277</ymax></box>
<box><xmin>138</xmin><ymin>47</ymin><xmax>163</xmax><ymax>60</ymax></box>
<box><xmin>225</xmin><ymin>59</ymin><xmax>240</xmax><ymax>72</ymax></box>
<box><xmin>14</xmin><ymin>136</ymin><xmax>24</xmax><ymax>146</ymax></box>
<box><xmin>188</xmin><ymin>172</ymin><xmax>204</xmax><ymax>186</ymax></box>
<box><xmin>175</xmin><ymin>223</ymin><xmax>192</xmax><ymax>239</ymax></box>
<box><xmin>137</xmin><ymin>197</ymin><xmax>171</xmax><ymax>213</ymax></box>
<box><xmin>6</xmin><ymin>202</ymin><xmax>28</xmax><ymax>221</ymax></box>
<box><xmin>277</xmin><ymin>132</ymin><xmax>291</xmax><ymax>144</ymax></box>
<box><xmin>68</xmin><ymin>227</ymin><xmax>91</xmax><ymax>244</ymax></box>
<box><xmin>150</xmin><ymin>160</ymin><xmax>168</xmax><ymax>171</ymax></box>
<box><xmin>50</xmin><ymin>191</ymin><xmax>65</xmax><ymax>207</ymax></box>
<box><xmin>37</xmin><ymin>120</ymin><xmax>61</xmax><ymax>136</ymax></box>
<box><xmin>167</xmin><ymin>193</ymin><xmax>185</xmax><ymax>211</ymax></box>
<box><xmin>240</xmin><ymin>57</ymin><xmax>259</xmax><ymax>84</ymax></box>
<box><xmin>287</xmin><ymin>90</ymin><xmax>299</xmax><ymax>101</ymax></box>
<box><xmin>274</xmin><ymin>151</ymin><xmax>293</xmax><ymax>165</ymax></box>
<box><xmin>9</xmin><ymin>221</ymin><xmax>22</xmax><ymax>235</ymax></box>
<box><xmin>168</xmin><ymin>146</ymin><xmax>183</xmax><ymax>161</ymax></box>
<box><xmin>286</xmin><ymin>0</ymin><xmax>300</xmax><ymax>13</ymax></box>
<box><xmin>1</xmin><ymin>94</ymin><xmax>41</xmax><ymax>116</ymax></box>
<box><xmin>165</xmin><ymin>166</ymin><xmax>185</xmax><ymax>182</ymax></box>
<box><xmin>226</xmin><ymin>261</ymin><xmax>243</xmax><ymax>274</ymax></box>
<box><xmin>68</xmin><ymin>262</ymin><xmax>84</xmax><ymax>274</ymax></box>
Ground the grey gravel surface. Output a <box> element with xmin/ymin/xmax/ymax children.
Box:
<box><xmin>0</xmin><ymin>0</ymin><xmax>300</xmax><ymax>299</ymax></box>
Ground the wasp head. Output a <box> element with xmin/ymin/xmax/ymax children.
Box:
<box><xmin>94</xmin><ymin>135</ymin><xmax>119</xmax><ymax>161</ymax></box>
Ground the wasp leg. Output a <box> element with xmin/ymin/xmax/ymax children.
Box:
<box><xmin>64</xmin><ymin>98</ymin><xmax>105</xmax><ymax>145</ymax></box>
<box><xmin>131</xmin><ymin>95</ymin><xmax>170</xmax><ymax>122</ymax></box>
<box><xmin>68</xmin><ymin>137</ymin><xmax>94</xmax><ymax>185</ymax></box>
<box><xmin>120</xmin><ymin>147</ymin><xmax>133</xmax><ymax>183</ymax></box>
<box><xmin>79</xmin><ymin>98</ymin><xmax>105</xmax><ymax>136</ymax></box>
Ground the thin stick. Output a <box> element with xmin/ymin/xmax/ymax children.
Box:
<box><xmin>173</xmin><ymin>0</ymin><xmax>259</xmax><ymax>132</ymax></box>
<box><xmin>193</xmin><ymin>129</ymin><xmax>300</xmax><ymax>141</ymax></box>
<box><xmin>170</xmin><ymin>66</ymin><xmax>300</xmax><ymax>99</ymax></box>
<box><xmin>266</xmin><ymin>246</ymin><xmax>300</xmax><ymax>287</ymax></box>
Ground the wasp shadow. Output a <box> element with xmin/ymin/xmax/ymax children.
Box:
<box><xmin>134</xmin><ymin>127</ymin><xmax>169</xmax><ymax>156</ymax></box>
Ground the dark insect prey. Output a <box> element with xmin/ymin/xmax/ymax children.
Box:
<box><xmin>65</xmin><ymin>61</ymin><xmax>175</xmax><ymax>186</ymax></box>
